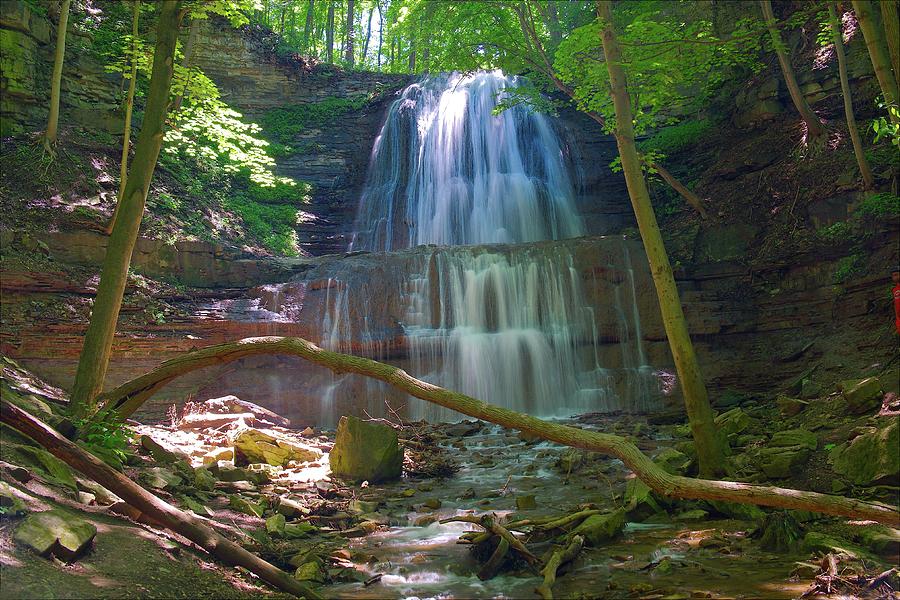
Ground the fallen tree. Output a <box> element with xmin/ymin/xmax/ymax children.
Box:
<box><xmin>0</xmin><ymin>400</ymin><xmax>322</xmax><ymax>600</ymax></box>
<box><xmin>93</xmin><ymin>336</ymin><xmax>900</xmax><ymax>526</ymax></box>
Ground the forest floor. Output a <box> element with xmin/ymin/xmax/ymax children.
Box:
<box><xmin>1</xmin><ymin>359</ymin><xmax>897</xmax><ymax>599</ymax></box>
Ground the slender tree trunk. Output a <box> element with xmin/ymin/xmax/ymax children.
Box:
<box><xmin>171</xmin><ymin>16</ymin><xmax>200</xmax><ymax>115</ymax></box>
<box><xmin>853</xmin><ymin>0</ymin><xmax>900</xmax><ymax>124</ymax></box>
<box><xmin>597</xmin><ymin>0</ymin><xmax>725</xmax><ymax>478</ymax></box>
<box><xmin>108</xmin><ymin>0</ymin><xmax>141</xmax><ymax>236</ymax></box>
<box><xmin>345</xmin><ymin>0</ymin><xmax>355</xmax><ymax>66</ymax></box>
<box><xmin>362</xmin><ymin>4</ymin><xmax>374</xmax><ymax>66</ymax></box>
<box><xmin>830</xmin><ymin>3</ymin><xmax>875</xmax><ymax>189</ymax></box>
<box><xmin>408</xmin><ymin>33</ymin><xmax>416</xmax><ymax>73</ymax></box>
<box><xmin>91</xmin><ymin>336</ymin><xmax>899</xmax><ymax>526</ymax></box>
<box><xmin>43</xmin><ymin>0</ymin><xmax>71</xmax><ymax>152</ymax></box>
<box><xmin>881</xmin><ymin>0</ymin><xmax>900</xmax><ymax>86</ymax></box>
<box><xmin>0</xmin><ymin>401</ymin><xmax>323</xmax><ymax>599</ymax></box>
<box><xmin>303</xmin><ymin>0</ymin><xmax>314</xmax><ymax>53</ymax></box>
<box><xmin>644</xmin><ymin>159</ymin><xmax>709</xmax><ymax>219</ymax></box>
<box><xmin>759</xmin><ymin>0</ymin><xmax>825</xmax><ymax>138</ymax></box>
<box><xmin>326</xmin><ymin>0</ymin><xmax>335</xmax><ymax>63</ymax></box>
<box><xmin>376</xmin><ymin>1</ymin><xmax>383</xmax><ymax>68</ymax></box>
<box><xmin>69</xmin><ymin>1</ymin><xmax>184</xmax><ymax>419</ymax></box>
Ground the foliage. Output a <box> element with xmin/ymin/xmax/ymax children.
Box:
<box><xmin>856</xmin><ymin>193</ymin><xmax>900</xmax><ymax>218</ymax></box>
<box><xmin>260</xmin><ymin>95</ymin><xmax>371</xmax><ymax>144</ymax></box>
<box><xmin>639</xmin><ymin>119</ymin><xmax>714</xmax><ymax>156</ymax></box>
<box><xmin>832</xmin><ymin>253</ymin><xmax>865</xmax><ymax>284</ymax></box>
<box><xmin>817</xmin><ymin>221</ymin><xmax>854</xmax><ymax>244</ymax></box>
<box><xmin>73</xmin><ymin>408</ymin><xmax>133</xmax><ymax>468</ymax></box>
<box><xmin>224</xmin><ymin>191</ymin><xmax>300</xmax><ymax>255</ymax></box>
<box><xmin>870</xmin><ymin>105</ymin><xmax>900</xmax><ymax>148</ymax></box>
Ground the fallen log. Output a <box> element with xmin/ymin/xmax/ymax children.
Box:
<box><xmin>536</xmin><ymin>534</ymin><xmax>584</xmax><ymax>600</ymax></box>
<box><xmin>0</xmin><ymin>400</ymin><xmax>321</xmax><ymax>599</ymax></box>
<box><xmin>95</xmin><ymin>336</ymin><xmax>900</xmax><ymax>526</ymax></box>
<box><xmin>440</xmin><ymin>514</ymin><xmax>542</xmax><ymax>569</ymax></box>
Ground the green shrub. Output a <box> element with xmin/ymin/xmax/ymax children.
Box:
<box><xmin>816</xmin><ymin>221</ymin><xmax>854</xmax><ymax>243</ymax></box>
<box><xmin>74</xmin><ymin>409</ymin><xmax>133</xmax><ymax>470</ymax></box>
<box><xmin>261</xmin><ymin>96</ymin><xmax>370</xmax><ymax>144</ymax></box>
<box><xmin>856</xmin><ymin>192</ymin><xmax>900</xmax><ymax>218</ymax></box>
<box><xmin>832</xmin><ymin>254</ymin><xmax>865</xmax><ymax>284</ymax></box>
<box><xmin>224</xmin><ymin>194</ymin><xmax>299</xmax><ymax>255</ymax></box>
<box><xmin>639</xmin><ymin>119</ymin><xmax>713</xmax><ymax>156</ymax></box>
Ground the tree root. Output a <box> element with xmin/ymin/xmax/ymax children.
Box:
<box><xmin>536</xmin><ymin>535</ymin><xmax>584</xmax><ymax>600</ymax></box>
<box><xmin>439</xmin><ymin>514</ymin><xmax>542</xmax><ymax>573</ymax></box>
<box><xmin>93</xmin><ymin>336</ymin><xmax>900</xmax><ymax>526</ymax></box>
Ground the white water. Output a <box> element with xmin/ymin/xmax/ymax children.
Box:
<box><xmin>312</xmin><ymin>71</ymin><xmax>658</xmax><ymax>422</ymax></box>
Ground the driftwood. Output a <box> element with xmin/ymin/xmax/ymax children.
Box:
<box><xmin>0</xmin><ymin>401</ymin><xmax>322</xmax><ymax>599</ymax></box>
<box><xmin>94</xmin><ymin>336</ymin><xmax>900</xmax><ymax>526</ymax></box>
<box><xmin>536</xmin><ymin>535</ymin><xmax>584</xmax><ymax>600</ymax></box>
<box><xmin>439</xmin><ymin>514</ymin><xmax>542</xmax><ymax>570</ymax></box>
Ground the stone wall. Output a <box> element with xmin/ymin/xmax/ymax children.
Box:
<box><xmin>0</xmin><ymin>0</ymin><xmax>121</xmax><ymax>137</ymax></box>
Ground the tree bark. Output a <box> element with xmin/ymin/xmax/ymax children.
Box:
<box><xmin>759</xmin><ymin>0</ymin><xmax>826</xmax><ymax>138</ymax></box>
<box><xmin>303</xmin><ymin>0</ymin><xmax>314</xmax><ymax>53</ymax></box>
<box><xmin>109</xmin><ymin>0</ymin><xmax>141</xmax><ymax>235</ymax></box>
<box><xmin>829</xmin><ymin>3</ymin><xmax>875</xmax><ymax>190</ymax></box>
<box><xmin>596</xmin><ymin>1</ymin><xmax>726</xmax><ymax>478</ymax></box>
<box><xmin>326</xmin><ymin>0</ymin><xmax>335</xmax><ymax>63</ymax></box>
<box><xmin>344</xmin><ymin>0</ymin><xmax>355</xmax><ymax>66</ymax></box>
<box><xmin>69</xmin><ymin>1</ymin><xmax>184</xmax><ymax>419</ymax></box>
<box><xmin>644</xmin><ymin>158</ymin><xmax>709</xmax><ymax>219</ymax></box>
<box><xmin>93</xmin><ymin>336</ymin><xmax>899</xmax><ymax>526</ymax></box>
<box><xmin>881</xmin><ymin>0</ymin><xmax>900</xmax><ymax>88</ymax></box>
<box><xmin>43</xmin><ymin>0</ymin><xmax>71</xmax><ymax>152</ymax></box>
<box><xmin>852</xmin><ymin>0</ymin><xmax>899</xmax><ymax>124</ymax></box>
<box><xmin>362</xmin><ymin>4</ymin><xmax>374</xmax><ymax>65</ymax></box>
<box><xmin>0</xmin><ymin>401</ymin><xmax>322</xmax><ymax>599</ymax></box>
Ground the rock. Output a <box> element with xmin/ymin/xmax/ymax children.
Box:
<box><xmin>769</xmin><ymin>429</ymin><xmax>817</xmax><ymax>450</ymax></box>
<box><xmin>181</xmin><ymin>395</ymin><xmax>291</xmax><ymax>428</ymax></box>
<box><xmin>414</xmin><ymin>515</ymin><xmax>438</xmax><ymax>527</ymax></box>
<box><xmin>803</xmin><ymin>532</ymin><xmax>874</xmax><ymax>561</ymax></box>
<box><xmin>140</xmin><ymin>435</ymin><xmax>186</xmax><ymax>464</ymax></box>
<box><xmin>422</xmin><ymin>498</ymin><xmax>442</xmax><ymax>510</ymax></box>
<box><xmin>141</xmin><ymin>467</ymin><xmax>182</xmax><ymax>490</ymax></box>
<box><xmin>266</xmin><ymin>513</ymin><xmax>286</xmax><ymax>536</ymax></box>
<box><xmin>624</xmin><ymin>478</ymin><xmax>664</xmax><ymax>522</ymax></box>
<box><xmin>77</xmin><ymin>492</ymin><xmax>96</xmax><ymax>505</ymax></box>
<box><xmin>75</xmin><ymin>479</ymin><xmax>119</xmax><ymax>506</ymax></box>
<box><xmin>16</xmin><ymin>445</ymin><xmax>77</xmax><ymax>490</ymax></box>
<box><xmin>348</xmin><ymin>499</ymin><xmax>380</xmax><ymax>513</ymax></box>
<box><xmin>201</xmin><ymin>447</ymin><xmax>234</xmax><ymax>465</ymax></box>
<box><xmin>839</xmin><ymin>377</ymin><xmax>883</xmax><ymax>414</ymax></box>
<box><xmin>228</xmin><ymin>495</ymin><xmax>263</xmax><ymax>517</ymax></box>
<box><xmin>329</xmin><ymin>416</ymin><xmax>403</xmax><ymax>483</ymax></box>
<box><xmin>0</xmin><ymin>481</ymin><xmax>28</xmax><ymax>516</ymax></box>
<box><xmin>556</xmin><ymin>449</ymin><xmax>585</xmax><ymax>474</ymax></box>
<box><xmin>714</xmin><ymin>408</ymin><xmax>750</xmax><ymax>436</ymax></box>
<box><xmin>14</xmin><ymin>509</ymin><xmax>97</xmax><ymax>561</ymax></box>
<box><xmin>233</xmin><ymin>428</ymin><xmax>320</xmax><ymax>467</ymax></box>
<box><xmin>830</xmin><ymin>420</ymin><xmax>899</xmax><ymax>485</ymax></box>
<box><xmin>757</xmin><ymin>512</ymin><xmax>802</xmax><ymax>552</ymax></box>
<box><xmin>653</xmin><ymin>448</ymin><xmax>692</xmax><ymax>475</ymax></box>
<box><xmin>706</xmin><ymin>500</ymin><xmax>766</xmax><ymax>522</ymax></box>
<box><xmin>294</xmin><ymin>561</ymin><xmax>325</xmax><ymax>583</ymax></box>
<box><xmin>572</xmin><ymin>508</ymin><xmax>626</xmax><ymax>546</ymax></box>
<box><xmin>284</xmin><ymin>522</ymin><xmax>317</xmax><ymax>538</ymax></box>
<box><xmin>758</xmin><ymin>446</ymin><xmax>811</xmax><ymax>479</ymax></box>
<box><xmin>445</xmin><ymin>420</ymin><xmax>482</xmax><ymax>437</ymax></box>
<box><xmin>776</xmin><ymin>395</ymin><xmax>808</xmax><ymax>417</ymax></box>
<box><xmin>276</xmin><ymin>497</ymin><xmax>308</xmax><ymax>518</ymax></box>
<box><xmin>515</xmin><ymin>495</ymin><xmax>537</xmax><ymax>510</ymax></box>
<box><xmin>674</xmin><ymin>509</ymin><xmax>708</xmax><ymax>521</ymax></box>
<box><xmin>856</xmin><ymin>525</ymin><xmax>900</xmax><ymax>557</ymax></box>
<box><xmin>193</xmin><ymin>467</ymin><xmax>216</xmax><ymax>491</ymax></box>
<box><xmin>800</xmin><ymin>379</ymin><xmax>823</xmax><ymax>400</ymax></box>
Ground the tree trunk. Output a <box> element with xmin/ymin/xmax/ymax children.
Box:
<box><xmin>326</xmin><ymin>0</ymin><xmax>335</xmax><ymax>63</ymax></box>
<box><xmin>853</xmin><ymin>0</ymin><xmax>900</xmax><ymax>124</ymax></box>
<box><xmin>830</xmin><ymin>3</ymin><xmax>875</xmax><ymax>190</ymax></box>
<box><xmin>408</xmin><ymin>33</ymin><xmax>416</xmax><ymax>73</ymax></box>
<box><xmin>0</xmin><ymin>401</ymin><xmax>322</xmax><ymax>599</ymax></box>
<box><xmin>171</xmin><ymin>16</ymin><xmax>202</xmax><ymax>114</ymax></box>
<box><xmin>43</xmin><ymin>0</ymin><xmax>71</xmax><ymax>152</ymax></box>
<box><xmin>345</xmin><ymin>0</ymin><xmax>355</xmax><ymax>66</ymax></box>
<box><xmin>759</xmin><ymin>0</ymin><xmax>825</xmax><ymax>138</ymax></box>
<box><xmin>303</xmin><ymin>0</ymin><xmax>314</xmax><ymax>52</ymax></box>
<box><xmin>376</xmin><ymin>1</ymin><xmax>383</xmax><ymax>68</ymax></box>
<box><xmin>92</xmin><ymin>336</ymin><xmax>899</xmax><ymax>526</ymax></box>
<box><xmin>881</xmin><ymin>0</ymin><xmax>900</xmax><ymax>87</ymax></box>
<box><xmin>109</xmin><ymin>0</ymin><xmax>141</xmax><ymax>235</ymax></box>
<box><xmin>644</xmin><ymin>158</ymin><xmax>709</xmax><ymax>219</ymax></box>
<box><xmin>362</xmin><ymin>4</ymin><xmax>374</xmax><ymax>65</ymax></box>
<box><xmin>596</xmin><ymin>0</ymin><xmax>725</xmax><ymax>478</ymax></box>
<box><xmin>69</xmin><ymin>1</ymin><xmax>184</xmax><ymax>419</ymax></box>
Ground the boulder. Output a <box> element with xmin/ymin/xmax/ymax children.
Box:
<box><xmin>653</xmin><ymin>447</ymin><xmax>692</xmax><ymax>475</ymax></box>
<box><xmin>714</xmin><ymin>408</ymin><xmax>750</xmax><ymax>437</ymax></box>
<box><xmin>14</xmin><ymin>509</ymin><xmax>97</xmax><ymax>561</ymax></box>
<box><xmin>202</xmin><ymin>447</ymin><xmax>234</xmax><ymax>465</ymax></box>
<box><xmin>141</xmin><ymin>467</ymin><xmax>182</xmax><ymax>491</ymax></box>
<box><xmin>769</xmin><ymin>429</ymin><xmax>817</xmax><ymax>451</ymax></box>
<box><xmin>757</xmin><ymin>430</ymin><xmax>817</xmax><ymax>479</ymax></box>
<box><xmin>329</xmin><ymin>416</ymin><xmax>403</xmax><ymax>483</ymax></box>
<box><xmin>140</xmin><ymin>435</ymin><xmax>188</xmax><ymax>464</ymax></box>
<box><xmin>776</xmin><ymin>395</ymin><xmax>808</xmax><ymax>417</ymax></box>
<box><xmin>233</xmin><ymin>428</ymin><xmax>320</xmax><ymax>467</ymax></box>
<box><xmin>181</xmin><ymin>395</ymin><xmax>291</xmax><ymax>429</ymax></box>
<box><xmin>0</xmin><ymin>481</ymin><xmax>28</xmax><ymax>516</ymax></box>
<box><xmin>830</xmin><ymin>421</ymin><xmax>899</xmax><ymax>485</ymax></box>
<box><xmin>839</xmin><ymin>377</ymin><xmax>883</xmax><ymax>414</ymax></box>
<box><xmin>515</xmin><ymin>495</ymin><xmax>537</xmax><ymax>510</ymax></box>
<box><xmin>572</xmin><ymin>508</ymin><xmax>626</xmax><ymax>546</ymax></box>
<box><xmin>266</xmin><ymin>513</ymin><xmax>286</xmax><ymax>537</ymax></box>
<box><xmin>624</xmin><ymin>478</ymin><xmax>665</xmax><ymax>522</ymax></box>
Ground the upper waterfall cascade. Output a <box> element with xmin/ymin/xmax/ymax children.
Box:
<box><xmin>307</xmin><ymin>71</ymin><xmax>657</xmax><ymax>422</ymax></box>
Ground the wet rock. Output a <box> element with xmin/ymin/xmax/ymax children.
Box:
<box><xmin>714</xmin><ymin>408</ymin><xmax>750</xmax><ymax>436</ymax></box>
<box><xmin>515</xmin><ymin>495</ymin><xmax>537</xmax><ymax>510</ymax></box>
<box><xmin>422</xmin><ymin>498</ymin><xmax>442</xmax><ymax>510</ymax></box>
<box><xmin>14</xmin><ymin>509</ymin><xmax>97</xmax><ymax>561</ymax></box>
<box><xmin>556</xmin><ymin>449</ymin><xmax>585</xmax><ymax>474</ymax></box>
<box><xmin>445</xmin><ymin>420</ymin><xmax>482</xmax><ymax>437</ymax></box>
<box><xmin>830</xmin><ymin>420</ymin><xmax>899</xmax><ymax>485</ymax></box>
<box><xmin>856</xmin><ymin>525</ymin><xmax>900</xmax><ymax>557</ymax></box>
<box><xmin>141</xmin><ymin>467</ymin><xmax>182</xmax><ymax>490</ymax></box>
<box><xmin>624</xmin><ymin>478</ymin><xmax>665</xmax><ymax>522</ymax></box>
<box><xmin>414</xmin><ymin>515</ymin><xmax>438</xmax><ymax>527</ymax></box>
<box><xmin>839</xmin><ymin>377</ymin><xmax>883</xmax><ymax>414</ymax></box>
<box><xmin>776</xmin><ymin>395</ymin><xmax>808</xmax><ymax>417</ymax></box>
<box><xmin>803</xmin><ymin>532</ymin><xmax>874</xmax><ymax>560</ymax></box>
<box><xmin>572</xmin><ymin>508</ymin><xmax>626</xmax><ymax>546</ymax></box>
<box><xmin>284</xmin><ymin>522</ymin><xmax>318</xmax><ymax>538</ymax></box>
<box><xmin>706</xmin><ymin>500</ymin><xmax>765</xmax><ymax>522</ymax></box>
<box><xmin>329</xmin><ymin>416</ymin><xmax>402</xmax><ymax>483</ymax></box>
<box><xmin>233</xmin><ymin>428</ymin><xmax>320</xmax><ymax>467</ymax></box>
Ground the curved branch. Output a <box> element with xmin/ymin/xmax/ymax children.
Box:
<box><xmin>97</xmin><ymin>336</ymin><xmax>899</xmax><ymax>526</ymax></box>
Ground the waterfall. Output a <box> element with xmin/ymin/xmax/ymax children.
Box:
<box><xmin>307</xmin><ymin>71</ymin><xmax>658</xmax><ymax>422</ymax></box>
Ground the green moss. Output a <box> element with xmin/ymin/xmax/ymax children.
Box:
<box><xmin>639</xmin><ymin>119</ymin><xmax>714</xmax><ymax>156</ymax></box>
<box><xmin>261</xmin><ymin>95</ymin><xmax>370</xmax><ymax>144</ymax></box>
<box><xmin>833</xmin><ymin>253</ymin><xmax>865</xmax><ymax>284</ymax></box>
<box><xmin>856</xmin><ymin>192</ymin><xmax>900</xmax><ymax>218</ymax></box>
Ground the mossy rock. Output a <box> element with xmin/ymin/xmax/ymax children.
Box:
<box><xmin>830</xmin><ymin>420</ymin><xmax>899</xmax><ymax>485</ymax></box>
<box><xmin>14</xmin><ymin>509</ymin><xmax>97</xmax><ymax>561</ymax></box>
<box><xmin>571</xmin><ymin>508</ymin><xmax>626</xmax><ymax>546</ymax></box>
<box><xmin>714</xmin><ymin>408</ymin><xmax>751</xmax><ymax>437</ymax></box>
<box><xmin>839</xmin><ymin>377</ymin><xmax>883</xmax><ymax>414</ymax></box>
<box><xmin>329</xmin><ymin>415</ymin><xmax>403</xmax><ymax>484</ymax></box>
